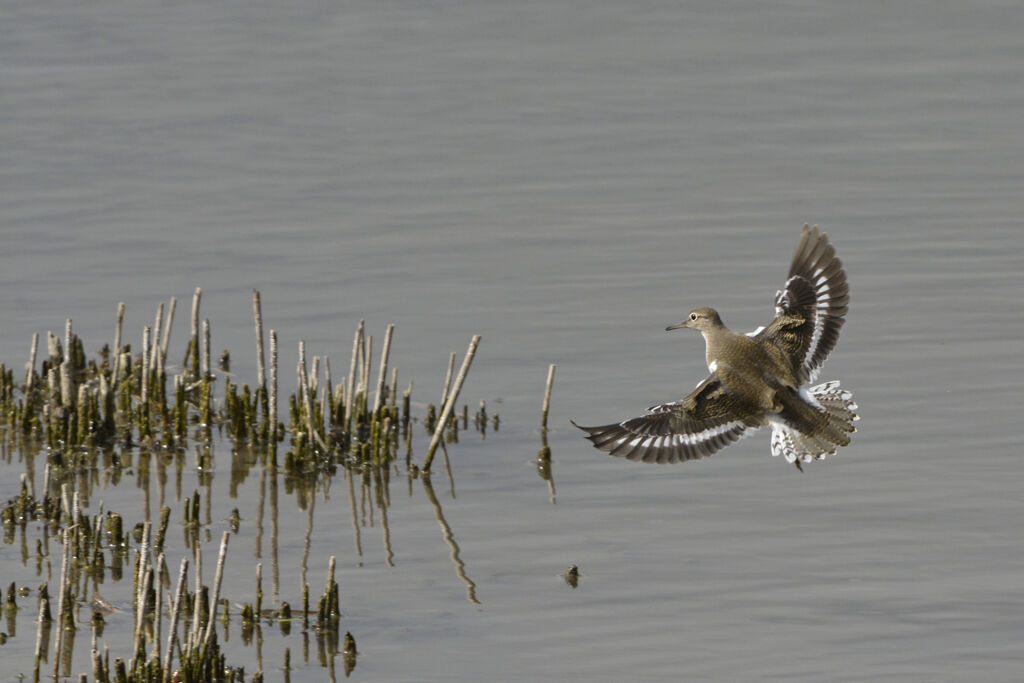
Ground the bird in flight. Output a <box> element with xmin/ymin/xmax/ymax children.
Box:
<box><xmin>573</xmin><ymin>224</ymin><xmax>858</xmax><ymax>471</ymax></box>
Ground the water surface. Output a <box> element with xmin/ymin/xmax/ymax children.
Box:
<box><xmin>2</xmin><ymin>1</ymin><xmax>1023</xmax><ymax>680</ymax></box>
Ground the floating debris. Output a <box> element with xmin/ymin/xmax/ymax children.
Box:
<box><xmin>563</xmin><ymin>565</ymin><xmax>580</xmax><ymax>589</ymax></box>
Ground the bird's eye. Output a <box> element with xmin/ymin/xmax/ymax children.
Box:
<box><xmin>689</xmin><ymin>312</ymin><xmax>698</xmax><ymax>321</ymax></box>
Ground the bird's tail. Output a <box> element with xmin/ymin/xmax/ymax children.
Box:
<box><xmin>770</xmin><ymin>381</ymin><xmax>859</xmax><ymax>466</ymax></box>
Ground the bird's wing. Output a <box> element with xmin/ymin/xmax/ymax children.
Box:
<box><xmin>572</xmin><ymin>375</ymin><xmax>760</xmax><ymax>464</ymax></box>
<box><xmin>757</xmin><ymin>224</ymin><xmax>848</xmax><ymax>384</ymax></box>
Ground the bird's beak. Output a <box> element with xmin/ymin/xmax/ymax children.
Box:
<box><xmin>665</xmin><ymin>320</ymin><xmax>689</xmax><ymax>331</ymax></box>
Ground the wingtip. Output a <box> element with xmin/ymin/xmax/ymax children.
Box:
<box><xmin>570</xmin><ymin>419</ymin><xmax>593</xmax><ymax>433</ymax></box>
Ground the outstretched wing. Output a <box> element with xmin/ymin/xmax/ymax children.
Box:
<box><xmin>757</xmin><ymin>224</ymin><xmax>848</xmax><ymax>384</ymax></box>
<box><xmin>572</xmin><ymin>375</ymin><xmax>760</xmax><ymax>464</ymax></box>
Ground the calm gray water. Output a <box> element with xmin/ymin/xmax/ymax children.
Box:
<box><xmin>2</xmin><ymin>1</ymin><xmax>1023</xmax><ymax>680</ymax></box>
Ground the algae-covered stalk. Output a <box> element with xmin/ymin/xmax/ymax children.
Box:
<box><xmin>187</xmin><ymin>287</ymin><xmax>202</xmax><ymax>377</ymax></box>
<box><xmin>255</xmin><ymin>562</ymin><xmax>263</xmax><ymax>620</ymax></box>
<box><xmin>200</xmin><ymin>319</ymin><xmax>212</xmax><ymax>426</ymax></box>
<box><xmin>254</xmin><ymin>291</ymin><xmax>270</xmax><ymax>438</ymax></box>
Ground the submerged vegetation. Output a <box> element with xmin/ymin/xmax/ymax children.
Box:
<box><xmin>0</xmin><ymin>289</ymin><xmax>510</xmax><ymax>681</ymax></box>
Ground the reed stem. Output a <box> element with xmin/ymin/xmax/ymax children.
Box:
<box><xmin>269</xmin><ymin>329</ymin><xmax>278</xmax><ymax>442</ymax></box>
<box><xmin>423</xmin><ymin>335</ymin><xmax>481</xmax><ymax>472</ymax></box>
<box><xmin>161</xmin><ymin>296</ymin><xmax>176</xmax><ymax>367</ymax></box>
<box><xmin>163</xmin><ymin>557</ymin><xmax>189</xmax><ymax>683</ymax></box>
<box><xmin>202</xmin><ymin>532</ymin><xmax>230</xmax><ymax>648</ymax></box>
<box><xmin>253</xmin><ymin>291</ymin><xmax>266</xmax><ymax>391</ymax></box>
<box><xmin>541</xmin><ymin>364</ymin><xmax>556</xmax><ymax>430</ymax></box>
<box><xmin>372</xmin><ymin>324</ymin><xmax>395</xmax><ymax>416</ymax></box>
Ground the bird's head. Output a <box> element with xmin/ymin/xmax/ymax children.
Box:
<box><xmin>666</xmin><ymin>307</ymin><xmax>722</xmax><ymax>332</ymax></box>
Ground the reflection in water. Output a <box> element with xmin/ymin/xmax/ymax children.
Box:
<box><xmin>270</xmin><ymin>453</ymin><xmax>281</xmax><ymax>603</ymax></box>
<box><xmin>255</xmin><ymin>465</ymin><xmax>266</xmax><ymax>558</ymax></box>
<box><xmin>342</xmin><ymin>631</ymin><xmax>358</xmax><ymax>677</ymax></box>
<box><xmin>421</xmin><ymin>473</ymin><xmax>480</xmax><ymax>605</ymax></box>
<box><xmin>536</xmin><ymin>429</ymin><xmax>556</xmax><ymax>504</ymax></box>
<box><xmin>376</xmin><ymin>467</ymin><xmax>395</xmax><ymax>567</ymax></box>
<box><xmin>301</xmin><ymin>491</ymin><xmax>315</xmax><ymax>592</ymax></box>
<box><xmin>440</xmin><ymin>442</ymin><xmax>456</xmax><ymax>498</ymax></box>
<box><xmin>537</xmin><ymin>364</ymin><xmax>557</xmax><ymax>504</ymax></box>
<box><xmin>344</xmin><ymin>467</ymin><xmax>363</xmax><ymax>562</ymax></box>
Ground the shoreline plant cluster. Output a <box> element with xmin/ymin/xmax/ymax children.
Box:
<box><xmin>0</xmin><ymin>289</ymin><xmax>490</xmax><ymax>681</ymax></box>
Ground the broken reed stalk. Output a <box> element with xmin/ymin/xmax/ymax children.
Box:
<box><xmin>372</xmin><ymin>324</ymin><xmax>395</xmax><ymax>416</ymax></box>
<box><xmin>33</xmin><ymin>587</ymin><xmax>48</xmax><ymax>679</ymax></box>
<box><xmin>324</xmin><ymin>356</ymin><xmax>332</xmax><ymax>405</ymax></box>
<box><xmin>422</xmin><ymin>334</ymin><xmax>481</xmax><ymax>473</ymax></box>
<box><xmin>297</xmin><ymin>341</ymin><xmax>328</xmax><ymax>452</ymax></box>
<box><xmin>25</xmin><ymin>331</ymin><xmax>38</xmax><ymax>395</ymax></box>
<box><xmin>200</xmin><ymin>319</ymin><xmax>212</xmax><ymax>426</ymax></box>
<box><xmin>441</xmin><ymin>352</ymin><xmax>456</xmax><ymax>406</ymax></box>
<box><xmin>64</xmin><ymin>318</ymin><xmax>72</xmax><ymax>365</ymax></box>
<box><xmin>321</xmin><ymin>384</ymin><xmax>330</xmax><ymax>446</ymax></box>
<box><xmin>161</xmin><ymin>296</ymin><xmax>176</xmax><ymax>367</ymax></box>
<box><xmin>151</xmin><ymin>303</ymin><xmax>164</xmax><ymax>372</ymax></box>
<box><xmin>253</xmin><ymin>290</ymin><xmax>266</xmax><ymax>391</ymax></box>
<box><xmin>323</xmin><ymin>357</ymin><xmax>333</xmax><ymax>434</ymax></box>
<box><xmin>541</xmin><ymin>364</ymin><xmax>556</xmax><ymax>430</ymax></box>
<box><xmin>112</xmin><ymin>303</ymin><xmax>126</xmax><ymax>389</ymax></box>
<box><xmin>52</xmin><ymin>526</ymin><xmax>72</xmax><ymax>677</ymax></box>
<box><xmin>390</xmin><ymin>366</ymin><xmax>398</xmax><ymax>411</ymax></box>
<box><xmin>152</xmin><ymin>552</ymin><xmax>165</xmax><ymax>664</ymax></box>
<box><xmin>134</xmin><ymin>521</ymin><xmax>152</xmax><ymax>617</ymax></box>
<box><xmin>361</xmin><ymin>335</ymin><xmax>372</xmax><ymax>406</ymax></box>
<box><xmin>185</xmin><ymin>287</ymin><xmax>201</xmax><ymax>377</ymax></box>
<box><xmin>255</xmin><ymin>562</ymin><xmax>263</xmax><ymax>618</ymax></box>
<box><xmin>163</xmin><ymin>557</ymin><xmax>189</xmax><ymax>683</ymax></box>
<box><xmin>201</xmin><ymin>532</ymin><xmax>230</xmax><ymax>649</ymax></box>
<box><xmin>310</xmin><ymin>355</ymin><xmax>320</xmax><ymax>396</ymax></box>
<box><xmin>202</xmin><ymin>319</ymin><xmax>211</xmax><ymax>378</ymax></box>
<box><xmin>270</xmin><ymin>329</ymin><xmax>279</xmax><ymax>442</ymax></box>
<box><xmin>132</xmin><ymin>542</ymin><xmax>153</xmax><ymax>664</ymax></box>
<box><xmin>297</xmin><ymin>343</ymin><xmax>311</xmax><ymax>440</ymax></box>
<box><xmin>131</xmin><ymin>520</ymin><xmax>154</xmax><ymax>664</ymax></box>
<box><xmin>188</xmin><ymin>542</ymin><xmax>203</xmax><ymax>652</ymax></box>
<box><xmin>346</xmin><ymin>322</ymin><xmax>363</xmax><ymax>431</ymax></box>
<box><xmin>141</xmin><ymin>326</ymin><xmax>151</xmax><ymax>434</ymax></box>
<box><xmin>60</xmin><ymin>356</ymin><xmax>72</xmax><ymax>414</ymax></box>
